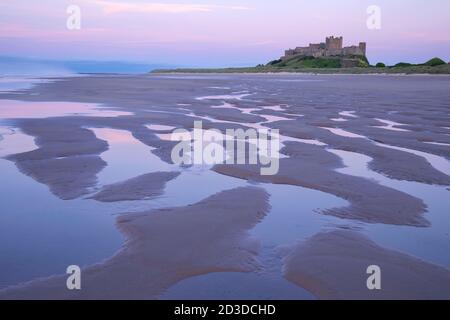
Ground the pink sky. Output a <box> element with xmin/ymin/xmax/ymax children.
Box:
<box><xmin>1</xmin><ymin>0</ymin><xmax>449</xmax><ymax>66</ymax></box>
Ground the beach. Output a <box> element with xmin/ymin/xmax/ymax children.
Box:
<box><xmin>0</xmin><ymin>73</ymin><xmax>449</xmax><ymax>299</ymax></box>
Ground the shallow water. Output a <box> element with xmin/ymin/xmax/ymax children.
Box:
<box><xmin>330</xmin><ymin>117</ymin><xmax>348</xmax><ymax>122</ymax></box>
<box><xmin>161</xmin><ymin>247</ymin><xmax>315</xmax><ymax>300</ymax></box>
<box><xmin>0</xmin><ymin>128</ymin><xmax>124</xmax><ymax>288</ymax></box>
<box><xmin>0</xmin><ymin>124</ymin><xmax>249</xmax><ymax>289</ymax></box>
<box><xmin>91</xmin><ymin>128</ymin><xmax>174</xmax><ymax>186</ymax></box>
<box><xmin>161</xmin><ymin>98</ymin><xmax>354</xmax><ymax>299</ymax></box>
<box><xmin>0</xmin><ymin>100</ymin><xmax>133</xmax><ymax>119</ymax></box>
<box><xmin>146</xmin><ymin>124</ymin><xmax>176</xmax><ymax>131</ymax></box>
<box><xmin>177</xmin><ymin>94</ymin><xmax>449</xmax><ymax>270</ymax></box>
<box><xmin>339</xmin><ymin>110</ymin><xmax>358</xmax><ymax>118</ymax></box>
<box><xmin>65</xmin><ymin>105</ymin><xmax>350</xmax><ymax>299</ymax></box>
<box><xmin>0</xmin><ymin>96</ymin><xmax>177</xmax><ymax>288</ymax></box>
<box><xmin>372</xmin><ymin>118</ymin><xmax>410</xmax><ymax>132</ymax></box>
<box><xmin>211</xmin><ymin>102</ymin><xmax>261</xmax><ymax>115</ymax></box>
<box><xmin>0</xmin><ymin>127</ymin><xmax>36</xmax><ymax>157</ymax></box>
<box><xmin>373</xmin><ymin>141</ymin><xmax>450</xmax><ymax>176</ymax></box>
<box><xmin>0</xmin><ymin>117</ymin><xmax>450</xmax><ymax>299</ymax></box>
<box><xmin>258</xmin><ymin>114</ymin><xmax>292</xmax><ymax>123</ymax></box>
<box><xmin>162</xmin><ymin>165</ymin><xmax>349</xmax><ymax>300</ymax></box>
<box><xmin>425</xmin><ymin>141</ymin><xmax>450</xmax><ymax>147</ymax></box>
<box><xmin>0</xmin><ymin>76</ymin><xmax>51</xmax><ymax>93</ymax></box>
<box><xmin>329</xmin><ymin>149</ymin><xmax>450</xmax><ymax>268</ymax></box>
<box><xmin>262</xmin><ymin>105</ymin><xmax>287</xmax><ymax>112</ymax></box>
<box><xmin>279</xmin><ymin>135</ymin><xmax>326</xmax><ymax>147</ymax></box>
<box><xmin>253</xmin><ymin>184</ymin><xmax>348</xmax><ymax>247</ymax></box>
<box><xmin>91</xmin><ymin>127</ymin><xmax>249</xmax><ymax>208</ymax></box>
<box><xmin>320</xmin><ymin>126</ymin><xmax>367</xmax><ymax>138</ymax></box>
<box><xmin>189</xmin><ymin>102</ymin><xmax>325</xmax><ymax>148</ymax></box>
<box><xmin>196</xmin><ymin>93</ymin><xmax>251</xmax><ymax>101</ymax></box>
<box><xmin>320</xmin><ymin>124</ymin><xmax>450</xmax><ymax>176</ymax></box>
<box><xmin>1</xmin><ymin>75</ymin><xmax>449</xmax><ymax>299</ymax></box>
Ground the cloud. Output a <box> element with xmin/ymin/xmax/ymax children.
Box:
<box><xmin>94</xmin><ymin>1</ymin><xmax>250</xmax><ymax>14</ymax></box>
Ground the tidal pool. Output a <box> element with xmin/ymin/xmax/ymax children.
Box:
<box><xmin>320</xmin><ymin>124</ymin><xmax>450</xmax><ymax>176</ymax></box>
<box><xmin>0</xmin><ymin>100</ymin><xmax>133</xmax><ymax>119</ymax></box>
<box><xmin>372</xmin><ymin>118</ymin><xmax>410</xmax><ymax>132</ymax></box>
<box><xmin>161</xmin><ymin>180</ymin><xmax>348</xmax><ymax>300</ymax></box>
<box><xmin>0</xmin><ymin>76</ymin><xmax>51</xmax><ymax>93</ymax></box>
<box><xmin>329</xmin><ymin>149</ymin><xmax>450</xmax><ymax>268</ymax></box>
<box><xmin>91</xmin><ymin>127</ymin><xmax>248</xmax><ymax>209</ymax></box>
<box><xmin>91</xmin><ymin>128</ymin><xmax>174</xmax><ymax>186</ymax></box>
<box><xmin>0</xmin><ymin>128</ymin><xmax>124</xmax><ymax>288</ymax></box>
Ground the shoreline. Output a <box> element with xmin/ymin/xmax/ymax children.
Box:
<box><xmin>150</xmin><ymin>64</ymin><xmax>450</xmax><ymax>75</ymax></box>
<box><xmin>151</xmin><ymin>71</ymin><xmax>450</xmax><ymax>76</ymax></box>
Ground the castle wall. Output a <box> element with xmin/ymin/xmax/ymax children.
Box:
<box><xmin>342</xmin><ymin>46</ymin><xmax>362</xmax><ymax>56</ymax></box>
<box><xmin>282</xmin><ymin>37</ymin><xmax>366</xmax><ymax>60</ymax></box>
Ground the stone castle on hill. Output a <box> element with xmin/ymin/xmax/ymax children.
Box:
<box><xmin>282</xmin><ymin>36</ymin><xmax>366</xmax><ymax>60</ymax></box>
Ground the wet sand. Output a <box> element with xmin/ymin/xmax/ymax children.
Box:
<box><xmin>0</xmin><ymin>187</ymin><xmax>269</xmax><ymax>299</ymax></box>
<box><xmin>5</xmin><ymin>120</ymin><xmax>108</xmax><ymax>199</ymax></box>
<box><xmin>214</xmin><ymin>141</ymin><xmax>428</xmax><ymax>227</ymax></box>
<box><xmin>90</xmin><ymin>171</ymin><xmax>180</xmax><ymax>202</ymax></box>
<box><xmin>0</xmin><ymin>73</ymin><xmax>449</xmax><ymax>299</ymax></box>
<box><xmin>281</xmin><ymin>230</ymin><xmax>450</xmax><ymax>299</ymax></box>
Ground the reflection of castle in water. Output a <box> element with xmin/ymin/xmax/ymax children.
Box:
<box><xmin>283</xmin><ymin>36</ymin><xmax>366</xmax><ymax>60</ymax></box>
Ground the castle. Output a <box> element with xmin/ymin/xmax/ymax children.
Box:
<box><xmin>282</xmin><ymin>36</ymin><xmax>366</xmax><ymax>60</ymax></box>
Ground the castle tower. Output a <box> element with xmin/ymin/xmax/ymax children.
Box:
<box><xmin>326</xmin><ymin>36</ymin><xmax>343</xmax><ymax>50</ymax></box>
<box><xmin>359</xmin><ymin>42</ymin><xmax>367</xmax><ymax>55</ymax></box>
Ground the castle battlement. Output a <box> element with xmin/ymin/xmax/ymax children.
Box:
<box><xmin>282</xmin><ymin>36</ymin><xmax>366</xmax><ymax>60</ymax></box>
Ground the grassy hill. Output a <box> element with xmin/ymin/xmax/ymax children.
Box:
<box><xmin>266</xmin><ymin>55</ymin><xmax>369</xmax><ymax>69</ymax></box>
<box><xmin>152</xmin><ymin>56</ymin><xmax>450</xmax><ymax>74</ymax></box>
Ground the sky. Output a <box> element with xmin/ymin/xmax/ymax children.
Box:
<box><xmin>1</xmin><ymin>0</ymin><xmax>449</xmax><ymax>69</ymax></box>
